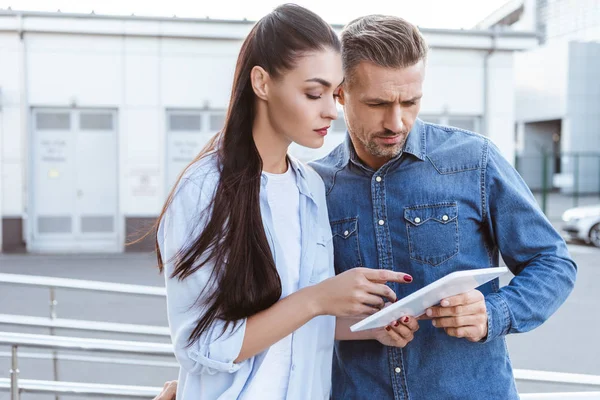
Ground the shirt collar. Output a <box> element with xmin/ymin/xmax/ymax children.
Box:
<box><xmin>338</xmin><ymin>118</ymin><xmax>427</xmax><ymax>169</ymax></box>
<box><xmin>260</xmin><ymin>154</ymin><xmax>312</xmax><ymax>199</ymax></box>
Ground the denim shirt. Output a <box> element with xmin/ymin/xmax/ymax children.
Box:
<box><xmin>310</xmin><ymin>119</ymin><xmax>577</xmax><ymax>400</ymax></box>
<box><xmin>158</xmin><ymin>153</ymin><xmax>335</xmax><ymax>400</ymax></box>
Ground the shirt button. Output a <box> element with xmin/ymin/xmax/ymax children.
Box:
<box><xmin>442</xmin><ymin>215</ymin><xmax>449</xmax><ymax>221</ymax></box>
<box><xmin>344</xmin><ymin>230</ymin><xmax>349</xmax><ymax>237</ymax></box>
<box><xmin>414</xmin><ymin>217</ymin><xmax>421</xmax><ymax>223</ymax></box>
<box><xmin>375</xmin><ymin>176</ymin><xmax>382</xmax><ymax>182</ymax></box>
<box><xmin>395</xmin><ymin>367</ymin><xmax>401</xmax><ymax>373</ymax></box>
<box><xmin>378</xmin><ymin>219</ymin><xmax>385</xmax><ymax>226</ymax></box>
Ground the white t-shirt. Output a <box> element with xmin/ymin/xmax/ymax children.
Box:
<box><xmin>240</xmin><ymin>163</ymin><xmax>302</xmax><ymax>400</ymax></box>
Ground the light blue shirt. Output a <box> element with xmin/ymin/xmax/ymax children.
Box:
<box><xmin>157</xmin><ymin>153</ymin><xmax>335</xmax><ymax>400</ymax></box>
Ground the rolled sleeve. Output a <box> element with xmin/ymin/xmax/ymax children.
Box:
<box><xmin>159</xmin><ymin>174</ymin><xmax>248</xmax><ymax>375</ymax></box>
<box><xmin>482</xmin><ymin>141</ymin><xmax>576</xmax><ymax>340</ymax></box>
<box><xmin>482</xmin><ymin>292</ymin><xmax>511</xmax><ymax>343</ymax></box>
<box><xmin>186</xmin><ymin>318</ymin><xmax>247</xmax><ymax>374</ymax></box>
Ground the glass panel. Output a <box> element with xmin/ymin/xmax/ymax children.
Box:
<box><xmin>169</xmin><ymin>115</ymin><xmax>202</xmax><ymax>131</ymax></box>
<box><xmin>37</xmin><ymin>113</ymin><xmax>70</xmax><ymax>130</ymax></box>
<box><xmin>81</xmin><ymin>216</ymin><xmax>114</xmax><ymax>233</ymax></box>
<box><xmin>80</xmin><ymin>113</ymin><xmax>113</xmax><ymax>130</ymax></box>
<box><xmin>38</xmin><ymin>216</ymin><xmax>71</xmax><ymax>234</ymax></box>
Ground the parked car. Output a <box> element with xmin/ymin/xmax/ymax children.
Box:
<box><xmin>562</xmin><ymin>204</ymin><xmax>600</xmax><ymax>247</ymax></box>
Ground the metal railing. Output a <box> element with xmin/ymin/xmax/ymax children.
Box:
<box><xmin>0</xmin><ymin>313</ymin><xmax>170</xmax><ymax>337</ymax></box>
<box><xmin>515</xmin><ymin>152</ymin><xmax>600</xmax><ymax>217</ymax></box>
<box><xmin>0</xmin><ymin>272</ymin><xmax>167</xmax><ymax>398</ymax></box>
<box><xmin>515</xmin><ymin>369</ymin><xmax>600</xmax><ymax>387</ymax></box>
<box><xmin>0</xmin><ymin>331</ymin><xmax>173</xmax><ymax>399</ymax></box>
<box><xmin>0</xmin><ymin>378</ymin><xmax>162</xmax><ymax>398</ymax></box>
<box><xmin>0</xmin><ymin>272</ymin><xmax>166</xmax><ymax>297</ymax></box>
<box><xmin>0</xmin><ymin>332</ymin><xmax>172</xmax><ymax>356</ymax></box>
<box><xmin>521</xmin><ymin>394</ymin><xmax>600</xmax><ymax>399</ymax></box>
<box><xmin>1</xmin><ymin>273</ymin><xmax>600</xmax><ymax>399</ymax></box>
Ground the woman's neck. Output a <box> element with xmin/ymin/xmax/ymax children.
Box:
<box><xmin>252</xmin><ymin>106</ymin><xmax>290</xmax><ymax>174</ymax></box>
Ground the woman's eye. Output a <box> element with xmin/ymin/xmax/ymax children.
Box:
<box><xmin>306</xmin><ymin>94</ymin><xmax>321</xmax><ymax>100</ymax></box>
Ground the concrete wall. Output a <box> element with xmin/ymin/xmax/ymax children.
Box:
<box><xmin>514</xmin><ymin>41</ymin><xmax>569</xmax><ymax>122</ymax></box>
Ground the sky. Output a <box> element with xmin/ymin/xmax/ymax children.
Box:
<box><xmin>0</xmin><ymin>0</ymin><xmax>510</xmax><ymax>29</ymax></box>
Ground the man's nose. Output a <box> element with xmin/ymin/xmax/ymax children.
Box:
<box><xmin>383</xmin><ymin>104</ymin><xmax>404</xmax><ymax>134</ymax></box>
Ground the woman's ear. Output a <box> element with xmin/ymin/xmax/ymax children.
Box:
<box><xmin>250</xmin><ymin>66</ymin><xmax>270</xmax><ymax>101</ymax></box>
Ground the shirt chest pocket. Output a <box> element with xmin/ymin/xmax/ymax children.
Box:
<box><xmin>404</xmin><ymin>202</ymin><xmax>459</xmax><ymax>266</ymax></box>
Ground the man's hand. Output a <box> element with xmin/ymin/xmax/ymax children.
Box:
<box><xmin>153</xmin><ymin>380</ymin><xmax>177</xmax><ymax>400</ymax></box>
<box><xmin>371</xmin><ymin>315</ymin><xmax>419</xmax><ymax>348</ymax></box>
<box><xmin>424</xmin><ymin>289</ymin><xmax>488</xmax><ymax>342</ymax></box>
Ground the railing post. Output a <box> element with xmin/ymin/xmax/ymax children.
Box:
<box><xmin>49</xmin><ymin>287</ymin><xmax>60</xmax><ymax>400</ymax></box>
<box><xmin>10</xmin><ymin>345</ymin><xmax>19</xmax><ymax>400</ymax></box>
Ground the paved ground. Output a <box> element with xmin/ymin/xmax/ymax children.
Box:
<box><xmin>0</xmin><ymin>239</ymin><xmax>598</xmax><ymax>399</ymax></box>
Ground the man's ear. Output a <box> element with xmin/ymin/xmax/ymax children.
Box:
<box><xmin>250</xmin><ymin>66</ymin><xmax>270</xmax><ymax>101</ymax></box>
<box><xmin>337</xmin><ymin>86</ymin><xmax>346</xmax><ymax>106</ymax></box>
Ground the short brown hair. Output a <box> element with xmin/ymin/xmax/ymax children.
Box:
<box><xmin>341</xmin><ymin>15</ymin><xmax>428</xmax><ymax>84</ymax></box>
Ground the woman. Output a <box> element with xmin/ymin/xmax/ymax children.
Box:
<box><xmin>155</xmin><ymin>4</ymin><xmax>411</xmax><ymax>399</ymax></box>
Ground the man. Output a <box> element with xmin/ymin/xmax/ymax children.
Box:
<box><xmin>308</xmin><ymin>14</ymin><xmax>576</xmax><ymax>399</ymax></box>
<box><xmin>154</xmin><ymin>14</ymin><xmax>576</xmax><ymax>400</ymax></box>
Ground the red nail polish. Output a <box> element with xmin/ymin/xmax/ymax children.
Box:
<box><xmin>404</xmin><ymin>275</ymin><xmax>413</xmax><ymax>283</ymax></box>
<box><xmin>393</xmin><ymin>321</ymin><xmax>399</xmax><ymax>327</ymax></box>
<box><xmin>403</xmin><ymin>316</ymin><xmax>409</xmax><ymax>323</ymax></box>
<box><xmin>385</xmin><ymin>326</ymin><xmax>391</xmax><ymax>331</ymax></box>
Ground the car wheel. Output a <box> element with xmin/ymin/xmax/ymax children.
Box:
<box><xmin>590</xmin><ymin>223</ymin><xmax>600</xmax><ymax>248</ymax></box>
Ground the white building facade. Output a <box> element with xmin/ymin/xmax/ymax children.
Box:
<box><xmin>0</xmin><ymin>10</ymin><xmax>537</xmax><ymax>253</ymax></box>
<box><xmin>478</xmin><ymin>0</ymin><xmax>600</xmax><ymax>192</ymax></box>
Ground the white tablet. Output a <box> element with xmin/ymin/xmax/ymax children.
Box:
<box><xmin>350</xmin><ymin>267</ymin><xmax>510</xmax><ymax>332</ymax></box>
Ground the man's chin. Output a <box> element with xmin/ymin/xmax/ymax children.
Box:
<box><xmin>367</xmin><ymin>143</ymin><xmax>403</xmax><ymax>159</ymax></box>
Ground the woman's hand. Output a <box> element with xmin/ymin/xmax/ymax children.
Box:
<box><xmin>313</xmin><ymin>267</ymin><xmax>412</xmax><ymax>317</ymax></box>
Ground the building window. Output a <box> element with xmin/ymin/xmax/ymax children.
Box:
<box><xmin>80</xmin><ymin>113</ymin><xmax>114</xmax><ymax>130</ymax></box>
<box><xmin>36</xmin><ymin>112</ymin><xmax>71</xmax><ymax>130</ymax></box>
<box><xmin>168</xmin><ymin>114</ymin><xmax>202</xmax><ymax>131</ymax></box>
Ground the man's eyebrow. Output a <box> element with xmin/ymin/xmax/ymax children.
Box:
<box><xmin>362</xmin><ymin>95</ymin><xmax>423</xmax><ymax>103</ymax></box>
<box><xmin>403</xmin><ymin>95</ymin><xmax>423</xmax><ymax>102</ymax></box>
<box><xmin>363</xmin><ymin>97</ymin><xmax>391</xmax><ymax>103</ymax></box>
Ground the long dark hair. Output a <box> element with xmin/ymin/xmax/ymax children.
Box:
<box><xmin>154</xmin><ymin>4</ymin><xmax>340</xmax><ymax>345</ymax></box>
